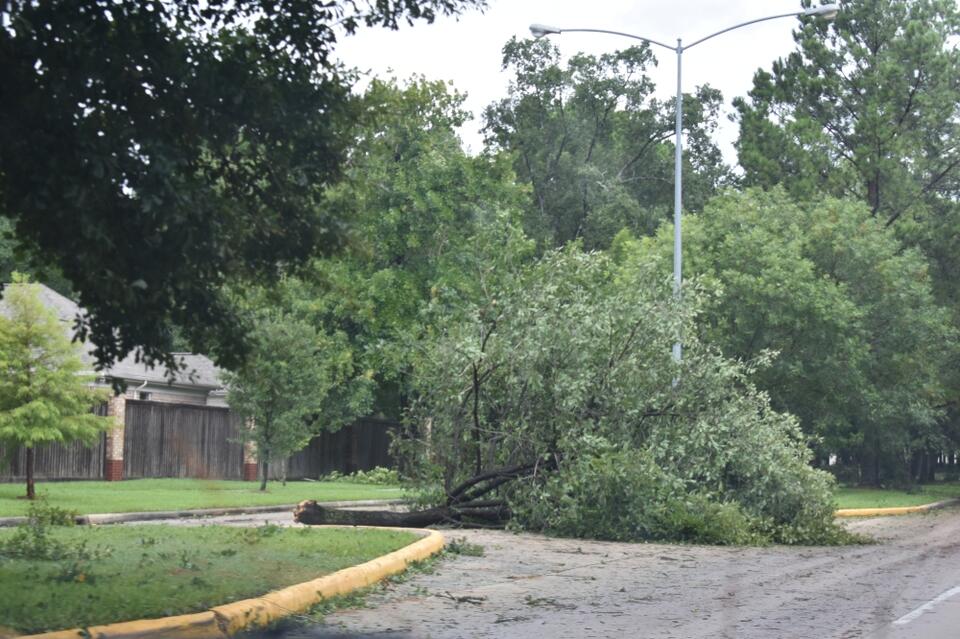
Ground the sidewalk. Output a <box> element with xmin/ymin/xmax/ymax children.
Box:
<box><xmin>0</xmin><ymin>498</ymin><xmax>406</xmax><ymax>527</ymax></box>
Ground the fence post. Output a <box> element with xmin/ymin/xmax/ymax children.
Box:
<box><xmin>104</xmin><ymin>394</ymin><xmax>126</xmax><ymax>481</ymax></box>
<box><xmin>242</xmin><ymin>419</ymin><xmax>258</xmax><ymax>482</ymax></box>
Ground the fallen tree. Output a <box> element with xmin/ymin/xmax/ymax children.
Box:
<box><xmin>301</xmin><ymin>250</ymin><xmax>853</xmax><ymax>545</ymax></box>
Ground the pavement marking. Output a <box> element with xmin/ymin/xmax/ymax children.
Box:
<box><xmin>892</xmin><ymin>585</ymin><xmax>960</xmax><ymax>626</ymax></box>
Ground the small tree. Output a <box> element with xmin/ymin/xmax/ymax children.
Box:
<box><xmin>0</xmin><ymin>275</ymin><xmax>111</xmax><ymax>499</ymax></box>
<box><xmin>224</xmin><ymin>312</ymin><xmax>371</xmax><ymax>490</ymax></box>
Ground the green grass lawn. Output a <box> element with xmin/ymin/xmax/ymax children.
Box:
<box><xmin>0</xmin><ymin>523</ymin><xmax>418</xmax><ymax>634</ymax></box>
<box><xmin>0</xmin><ymin>478</ymin><xmax>404</xmax><ymax>517</ymax></box>
<box><xmin>835</xmin><ymin>482</ymin><xmax>960</xmax><ymax>509</ymax></box>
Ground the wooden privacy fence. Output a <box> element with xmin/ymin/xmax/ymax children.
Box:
<box><xmin>123</xmin><ymin>400</ymin><xmax>245</xmax><ymax>480</ymax></box>
<box><xmin>0</xmin><ymin>435</ymin><xmax>108</xmax><ymax>481</ymax></box>
<box><xmin>279</xmin><ymin>417</ymin><xmax>398</xmax><ymax>479</ymax></box>
<box><xmin>0</xmin><ymin>404</ymin><xmax>109</xmax><ymax>481</ymax></box>
<box><xmin>1</xmin><ymin>399</ymin><xmax>398</xmax><ymax>482</ymax></box>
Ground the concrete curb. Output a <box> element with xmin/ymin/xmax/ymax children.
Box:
<box><xmin>834</xmin><ymin>498</ymin><xmax>960</xmax><ymax>518</ymax></box>
<box><xmin>0</xmin><ymin>499</ymin><xmax>407</xmax><ymax>528</ymax></box>
<box><xmin>15</xmin><ymin>526</ymin><xmax>445</xmax><ymax>639</ymax></box>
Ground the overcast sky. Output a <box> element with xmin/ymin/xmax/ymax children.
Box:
<box><xmin>335</xmin><ymin>1</ymin><xmax>822</xmax><ymax>166</ymax></box>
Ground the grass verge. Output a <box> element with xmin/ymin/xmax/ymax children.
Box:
<box><xmin>0</xmin><ymin>523</ymin><xmax>417</xmax><ymax>634</ymax></box>
<box><xmin>0</xmin><ymin>478</ymin><xmax>404</xmax><ymax>517</ymax></box>
<box><xmin>835</xmin><ymin>482</ymin><xmax>960</xmax><ymax>509</ymax></box>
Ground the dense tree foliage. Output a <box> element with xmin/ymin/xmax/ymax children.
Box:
<box><xmin>266</xmin><ymin>78</ymin><xmax>530</xmax><ymax>419</ymax></box>
<box><xmin>401</xmin><ymin>248</ymin><xmax>847</xmax><ymax>544</ymax></box>
<box><xmin>0</xmin><ymin>276</ymin><xmax>111</xmax><ymax>499</ymax></box>
<box><xmin>735</xmin><ymin>0</ymin><xmax>960</xmax><ymax>481</ymax></box>
<box><xmin>736</xmin><ymin>0</ymin><xmax>960</xmax><ymax>227</ymax></box>
<box><xmin>485</xmin><ymin>37</ymin><xmax>728</xmax><ymax>250</ymax></box>
<box><xmin>220</xmin><ymin>77</ymin><xmax>532</xmax><ymax>484</ymax></box>
<box><xmin>625</xmin><ymin>189</ymin><xmax>955</xmax><ymax>484</ymax></box>
<box><xmin>0</xmin><ymin>0</ymin><xmax>485</xmax><ymax>375</ymax></box>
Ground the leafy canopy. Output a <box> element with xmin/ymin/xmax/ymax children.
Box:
<box><xmin>0</xmin><ymin>0</ymin><xmax>484</xmax><ymax>375</ymax></box>
<box><xmin>485</xmin><ymin>37</ymin><xmax>728</xmax><ymax>250</ymax></box>
<box><xmin>733</xmin><ymin>0</ymin><xmax>960</xmax><ymax>483</ymax></box>
<box><xmin>625</xmin><ymin>189</ymin><xmax>954</xmax><ymax>483</ymax></box>
<box><xmin>276</xmin><ymin>77</ymin><xmax>530</xmax><ymax>417</ymax></box>
<box><xmin>735</xmin><ymin>0</ymin><xmax>960</xmax><ymax>227</ymax></box>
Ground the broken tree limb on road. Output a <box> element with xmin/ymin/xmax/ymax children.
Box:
<box><xmin>293</xmin><ymin>460</ymin><xmax>555</xmax><ymax>528</ymax></box>
<box><xmin>293</xmin><ymin>500</ymin><xmax>511</xmax><ymax>527</ymax></box>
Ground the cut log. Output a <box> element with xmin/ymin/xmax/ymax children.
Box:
<box><xmin>293</xmin><ymin>500</ymin><xmax>510</xmax><ymax>528</ymax></box>
<box><xmin>294</xmin><ymin>501</ymin><xmax>454</xmax><ymax>527</ymax></box>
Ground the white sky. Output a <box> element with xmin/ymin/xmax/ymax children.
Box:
<box><xmin>334</xmin><ymin>0</ymin><xmax>822</xmax><ymax>166</ymax></box>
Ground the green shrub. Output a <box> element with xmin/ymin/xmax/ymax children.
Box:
<box><xmin>321</xmin><ymin>467</ymin><xmax>400</xmax><ymax>485</ymax></box>
<box><xmin>27</xmin><ymin>497</ymin><xmax>78</xmax><ymax>527</ymax></box>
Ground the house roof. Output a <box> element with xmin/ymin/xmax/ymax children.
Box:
<box><xmin>0</xmin><ymin>283</ymin><xmax>224</xmax><ymax>389</ymax></box>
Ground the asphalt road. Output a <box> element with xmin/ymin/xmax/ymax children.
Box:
<box><xmin>246</xmin><ymin>507</ymin><xmax>960</xmax><ymax>639</ymax></box>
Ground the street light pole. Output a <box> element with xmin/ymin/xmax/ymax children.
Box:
<box><xmin>672</xmin><ymin>37</ymin><xmax>682</xmax><ymax>364</ymax></box>
<box><xmin>530</xmin><ymin>4</ymin><xmax>839</xmax><ymax>367</ymax></box>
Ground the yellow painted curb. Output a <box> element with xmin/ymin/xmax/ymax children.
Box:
<box><xmin>212</xmin><ymin>527</ymin><xmax>444</xmax><ymax>635</ymax></box>
<box><xmin>17</xmin><ymin>527</ymin><xmax>444</xmax><ymax>639</ymax></box>
<box><xmin>19</xmin><ymin>612</ymin><xmax>221</xmax><ymax>639</ymax></box>
<box><xmin>834</xmin><ymin>499</ymin><xmax>957</xmax><ymax>518</ymax></box>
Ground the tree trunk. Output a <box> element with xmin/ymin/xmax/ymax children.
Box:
<box><xmin>873</xmin><ymin>443</ymin><xmax>881</xmax><ymax>486</ymax></box>
<box><xmin>293</xmin><ymin>500</ymin><xmax>510</xmax><ymax>528</ymax></box>
<box><xmin>925</xmin><ymin>452</ymin><xmax>937</xmax><ymax>483</ymax></box>
<box><xmin>25</xmin><ymin>446</ymin><xmax>35</xmax><ymax>500</ymax></box>
<box><xmin>260</xmin><ymin>459</ymin><xmax>268</xmax><ymax>491</ymax></box>
<box><xmin>295</xmin><ymin>459</ymin><xmax>555</xmax><ymax>528</ymax></box>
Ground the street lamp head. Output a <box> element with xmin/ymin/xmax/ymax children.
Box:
<box><xmin>804</xmin><ymin>3</ymin><xmax>840</xmax><ymax>19</ymax></box>
<box><xmin>529</xmin><ymin>23</ymin><xmax>562</xmax><ymax>38</ymax></box>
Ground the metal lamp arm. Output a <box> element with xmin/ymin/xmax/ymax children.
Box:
<box><xmin>685</xmin><ymin>10</ymin><xmax>814</xmax><ymax>50</ymax></box>
<box><xmin>548</xmin><ymin>28</ymin><xmax>676</xmax><ymax>52</ymax></box>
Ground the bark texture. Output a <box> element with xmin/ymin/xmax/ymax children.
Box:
<box><xmin>294</xmin><ymin>459</ymin><xmax>556</xmax><ymax>528</ymax></box>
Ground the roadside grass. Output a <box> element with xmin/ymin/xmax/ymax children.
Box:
<box><xmin>835</xmin><ymin>482</ymin><xmax>960</xmax><ymax>509</ymax></box>
<box><xmin>0</xmin><ymin>478</ymin><xmax>404</xmax><ymax>517</ymax></box>
<box><xmin>0</xmin><ymin>523</ymin><xmax>418</xmax><ymax>634</ymax></box>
